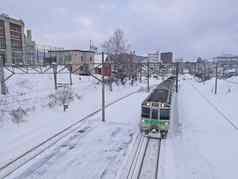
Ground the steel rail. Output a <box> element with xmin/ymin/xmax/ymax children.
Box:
<box><xmin>126</xmin><ymin>135</ymin><xmax>144</xmax><ymax>179</ymax></box>
<box><xmin>155</xmin><ymin>139</ymin><xmax>161</xmax><ymax>179</ymax></box>
<box><xmin>137</xmin><ymin>137</ymin><xmax>150</xmax><ymax>179</ymax></box>
<box><xmin>136</xmin><ymin>137</ymin><xmax>161</xmax><ymax>179</ymax></box>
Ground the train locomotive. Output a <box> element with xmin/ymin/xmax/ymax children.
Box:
<box><xmin>140</xmin><ymin>76</ymin><xmax>175</xmax><ymax>139</ymax></box>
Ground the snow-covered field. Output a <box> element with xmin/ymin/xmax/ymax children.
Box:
<box><xmin>0</xmin><ymin>72</ymin><xmax>160</xmax><ymax>178</ymax></box>
<box><xmin>2</xmin><ymin>73</ymin><xmax>238</xmax><ymax>179</ymax></box>
<box><xmin>160</xmin><ymin>76</ymin><xmax>238</xmax><ymax>179</ymax></box>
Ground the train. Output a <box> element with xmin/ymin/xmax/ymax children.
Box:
<box><xmin>140</xmin><ymin>76</ymin><xmax>176</xmax><ymax>139</ymax></box>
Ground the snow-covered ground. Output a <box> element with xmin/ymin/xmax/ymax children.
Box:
<box><xmin>159</xmin><ymin>76</ymin><xmax>238</xmax><ymax>179</ymax></box>
<box><xmin>13</xmin><ymin>91</ymin><xmax>148</xmax><ymax>179</ymax></box>
<box><xmin>3</xmin><ymin>73</ymin><xmax>238</xmax><ymax>179</ymax></box>
<box><xmin>0</xmin><ymin>72</ymin><xmax>160</xmax><ymax>178</ymax></box>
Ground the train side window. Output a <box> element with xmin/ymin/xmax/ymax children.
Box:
<box><xmin>152</xmin><ymin>109</ymin><xmax>158</xmax><ymax>119</ymax></box>
<box><xmin>160</xmin><ymin>109</ymin><xmax>170</xmax><ymax>120</ymax></box>
<box><xmin>142</xmin><ymin>107</ymin><xmax>150</xmax><ymax>118</ymax></box>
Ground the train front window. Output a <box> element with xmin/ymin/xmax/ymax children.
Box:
<box><xmin>152</xmin><ymin>109</ymin><xmax>158</xmax><ymax>119</ymax></box>
<box><xmin>142</xmin><ymin>107</ymin><xmax>150</xmax><ymax>118</ymax></box>
<box><xmin>160</xmin><ymin>109</ymin><xmax>170</xmax><ymax>120</ymax></box>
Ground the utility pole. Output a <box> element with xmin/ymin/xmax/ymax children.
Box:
<box><xmin>109</xmin><ymin>62</ymin><xmax>112</xmax><ymax>91</ymax></box>
<box><xmin>36</xmin><ymin>48</ymin><xmax>39</xmax><ymax>64</ymax></box>
<box><xmin>176</xmin><ymin>62</ymin><xmax>179</xmax><ymax>93</ymax></box>
<box><xmin>139</xmin><ymin>64</ymin><xmax>142</xmax><ymax>83</ymax></box>
<box><xmin>53</xmin><ymin>63</ymin><xmax>58</xmax><ymax>90</ymax></box>
<box><xmin>0</xmin><ymin>56</ymin><xmax>6</xmax><ymax>95</ymax></box>
<box><xmin>215</xmin><ymin>62</ymin><xmax>218</xmax><ymax>95</ymax></box>
<box><xmin>102</xmin><ymin>52</ymin><xmax>105</xmax><ymax>122</ymax></box>
<box><xmin>147</xmin><ymin>61</ymin><xmax>150</xmax><ymax>92</ymax></box>
<box><xmin>69</xmin><ymin>65</ymin><xmax>73</xmax><ymax>85</ymax></box>
<box><xmin>203</xmin><ymin>62</ymin><xmax>206</xmax><ymax>80</ymax></box>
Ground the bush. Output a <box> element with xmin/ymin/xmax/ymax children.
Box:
<box><xmin>10</xmin><ymin>107</ymin><xmax>27</xmax><ymax>124</ymax></box>
<box><xmin>48</xmin><ymin>86</ymin><xmax>75</xmax><ymax>110</ymax></box>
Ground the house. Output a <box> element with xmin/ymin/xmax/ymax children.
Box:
<box><xmin>48</xmin><ymin>49</ymin><xmax>95</xmax><ymax>75</ymax></box>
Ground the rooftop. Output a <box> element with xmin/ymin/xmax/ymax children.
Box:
<box><xmin>0</xmin><ymin>13</ymin><xmax>24</xmax><ymax>25</ymax></box>
<box><xmin>48</xmin><ymin>49</ymin><xmax>95</xmax><ymax>53</ymax></box>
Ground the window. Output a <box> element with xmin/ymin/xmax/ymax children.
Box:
<box><xmin>65</xmin><ymin>55</ymin><xmax>71</xmax><ymax>64</ymax></box>
<box><xmin>152</xmin><ymin>109</ymin><xmax>158</xmax><ymax>119</ymax></box>
<box><xmin>0</xmin><ymin>20</ymin><xmax>5</xmax><ymax>49</ymax></box>
<box><xmin>81</xmin><ymin>56</ymin><xmax>84</xmax><ymax>62</ymax></box>
<box><xmin>0</xmin><ymin>54</ymin><xmax>6</xmax><ymax>65</ymax></box>
<box><xmin>12</xmin><ymin>51</ymin><xmax>23</xmax><ymax>64</ymax></box>
<box><xmin>59</xmin><ymin>56</ymin><xmax>64</xmax><ymax>64</ymax></box>
<box><xmin>160</xmin><ymin>109</ymin><xmax>170</xmax><ymax>120</ymax></box>
<box><xmin>11</xmin><ymin>39</ymin><xmax>22</xmax><ymax>49</ymax></box>
<box><xmin>0</xmin><ymin>38</ymin><xmax>6</xmax><ymax>49</ymax></box>
<box><xmin>142</xmin><ymin>107</ymin><xmax>150</xmax><ymax>118</ymax></box>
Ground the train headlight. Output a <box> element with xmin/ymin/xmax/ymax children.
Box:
<box><xmin>165</xmin><ymin>122</ymin><xmax>169</xmax><ymax>126</ymax></box>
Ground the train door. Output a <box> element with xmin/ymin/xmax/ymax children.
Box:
<box><xmin>151</xmin><ymin>107</ymin><xmax>159</xmax><ymax>120</ymax></box>
<box><xmin>150</xmin><ymin>103</ymin><xmax>160</xmax><ymax>130</ymax></box>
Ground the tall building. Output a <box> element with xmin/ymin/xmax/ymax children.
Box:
<box><xmin>24</xmin><ymin>29</ymin><xmax>36</xmax><ymax>64</ymax></box>
<box><xmin>0</xmin><ymin>14</ymin><xmax>25</xmax><ymax>64</ymax></box>
<box><xmin>160</xmin><ymin>52</ymin><xmax>173</xmax><ymax>64</ymax></box>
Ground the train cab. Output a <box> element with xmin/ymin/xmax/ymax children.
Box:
<box><xmin>141</xmin><ymin>101</ymin><xmax>171</xmax><ymax>138</ymax></box>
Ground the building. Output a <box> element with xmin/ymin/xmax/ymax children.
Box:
<box><xmin>160</xmin><ymin>52</ymin><xmax>173</xmax><ymax>64</ymax></box>
<box><xmin>0</xmin><ymin>14</ymin><xmax>25</xmax><ymax>64</ymax></box>
<box><xmin>48</xmin><ymin>49</ymin><xmax>95</xmax><ymax>74</ymax></box>
<box><xmin>147</xmin><ymin>50</ymin><xmax>160</xmax><ymax>62</ymax></box>
<box><xmin>24</xmin><ymin>29</ymin><xmax>36</xmax><ymax>64</ymax></box>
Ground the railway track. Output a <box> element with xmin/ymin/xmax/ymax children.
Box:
<box><xmin>127</xmin><ymin>136</ymin><xmax>161</xmax><ymax>179</ymax></box>
<box><xmin>0</xmin><ymin>90</ymin><xmax>140</xmax><ymax>179</ymax></box>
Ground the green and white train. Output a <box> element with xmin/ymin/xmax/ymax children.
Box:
<box><xmin>140</xmin><ymin>76</ymin><xmax>175</xmax><ymax>139</ymax></box>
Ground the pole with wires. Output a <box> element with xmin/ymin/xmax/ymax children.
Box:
<box><xmin>0</xmin><ymin>56</ymin><xmax>6</xmax><ymax>95</ymax></box>
<box><xmin>53</xmin><ymin>63</ymin><xmax>57</xmax><ymax>90</ymax></box>
<box><xmin>147</xmin><ymin>61</ymin><xmax>150</xmax><ymax>92</ymax></box>
<box><xmin>215</xmin><ymin>62</ymin><xmax>218</xmax><ymax>95</ymax></box>
<box><xmin>176</xmin><ymin>62</ymin><xmax>179</xmax><ymax>93</ymax></box>
<box><xmin>69</xmin><ymin>65</ymin><xmax>73</xmax><ymax>86</ymax></box>
<box><xmin>102</xmin><ymin>52</ymin><xmax>105</xmax><ymax>122</ymax></box>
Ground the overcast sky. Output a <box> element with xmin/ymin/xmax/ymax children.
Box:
<box><xmin>1</xmin><ymin>0</ymin><xmax>238</xmax><ymax>58</ymax></box>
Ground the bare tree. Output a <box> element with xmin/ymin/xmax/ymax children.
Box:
<box><xmin>102</xmin><ymin>29</ymin><xmax>130</xmax><ymax>55</ymax></box>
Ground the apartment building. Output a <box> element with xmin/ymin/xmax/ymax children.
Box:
<box><xmin>0</xmin><ymin>14</ymin><xmax>25</xmax><ymax>64</ymax></box>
